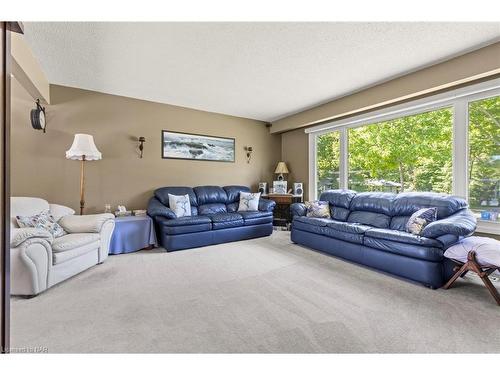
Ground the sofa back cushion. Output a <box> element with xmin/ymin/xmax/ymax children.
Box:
<box><xmin>389</xmin><ymin>215</ymin><xmax>411</xmax><ymax>231</ymax></box>
<box><xmin>392</xmin><ymin>192</ymin><xmax>467</xmax><ymax>219</ymax></box>
<box><xmin>347</xmin><ymin>211</ymin><xmax>391</xmax><ymax>228</ymax></box>
<box><xmin>224</xmin><ymin>185</ymin><xmax>250</xmax><ymax>203</ymax></box>
<box><xmin>319</xmin><ymin>189</ymin><xmax>356</xmax><ymax>222</ymax></box>
<box><xmin>194</xmin><ymin>186</ymin><xmax>229</xmax><ymax>215</ymax></box>
<box><xmin>155</xmin><ymin>187</ymin><xmax>197</xmax><ymax>207</ymax></box>
<box><xmin>347</xmin><ymin>192</ymin><xmax>395</xmax><ymax>228</ymax></box>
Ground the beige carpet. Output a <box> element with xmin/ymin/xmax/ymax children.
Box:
<box><xmin>10</xmin><ymin>231</ymin><xmax>500</xmax><ymax>353</ymax></box>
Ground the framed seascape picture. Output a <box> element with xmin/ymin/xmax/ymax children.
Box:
<box><xmin>162</xmin><ymin>130</ymin><xmax>235</xmax><ymax>162</ymax></box>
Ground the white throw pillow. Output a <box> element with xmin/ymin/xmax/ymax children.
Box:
<box><xmin>444</xmin><ymin>236</ymin><xmax>500</xmax><ymax>268</ymax></box>
<box><xmin>238</xmin><ymin>192</ymin><xmax>261</xmax><ymax>212</ymax></box>
<box><xmin>168</xmin><ymin>194</ymin><xmax>191</xmax><ymax>218</ymax></box>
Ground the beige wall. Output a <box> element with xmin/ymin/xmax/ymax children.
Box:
<box><xmin>11</xmin><ymin>81</ymin><xmax>281</xmax><ymax>213</ymax></box>
<box><xmin>281</xmin><ymin>128</ymin><xmax>309</xmax><ymax>198</ymax></box>
<box><xmin>272</xmin><ymin>42</ymin><xmax>500</xmax><ymax>133</ymax></box>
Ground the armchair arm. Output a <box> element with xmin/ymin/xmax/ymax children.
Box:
<box><xmin>422</xmin><ymin>208</ymin><xmax>477</xmax><ymax>239</ymax></box>
<box><xmin>11</xmin><ymin>238</ymin><xmax>52</xmax><ymax>295</ymax></box>
<box><xmin>59</xmin><ymin>213</ymin><xmax>115</xmax><ymax>233</ymax></box>
<box><xmin>147</xmin><ymin>197</ymin><xmax>176</xmax><ymax>219</ymax></box>
<box><xmin>258</xmin><ymin>198</ymin><xmax>276</xmax><ymax>212</ymax></box>
<box><xmin>10</xmin><ymin>227</ymin><xmax>53</xmax><ymax>248</ymax></box>
<box><xmin>290</xmin><ymin>202</ymin><xmax>307</xmax><ymax>218</ymax></box>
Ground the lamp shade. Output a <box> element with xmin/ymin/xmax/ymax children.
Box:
<box><xmin>66</xmin><ymin>134</ymin><xmax>102</xmax><ymax>161</ymax></box>
<box><xmin>274</xmin><ymin>161</ymin><xmax>289</xmax><ymax>174</ymax></box>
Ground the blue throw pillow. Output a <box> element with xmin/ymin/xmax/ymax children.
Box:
<box><xmin>406</xmin><ymin>207</ymin><xmax>437</xmax><ymax>236</ymax></box>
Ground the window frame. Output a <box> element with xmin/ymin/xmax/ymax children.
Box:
<box><xmin>307</xmin><ymin>78</ymin><xmax>500</xmax><ymax>234</ymax></box>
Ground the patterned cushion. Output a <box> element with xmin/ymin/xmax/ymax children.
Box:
<box><xmin>238</xmin><ymin>192</ymin><xmax>261</xmax><ymax>212</ymax></box>
<box><xmin>305</xmin><ymin>201</ymin><xmax>331</xmax><ymax>219</ymax></box>
<box><xmin>406</xmin><ymin>207</ymin><xmax>437</xmax><ymax>235</ymax></box>
<box><xmin>16</xmin><ymin>210</ymin><xmax>67</xmax><ymax>238</ymax></box>
<box><xmin>168</xmin><ymin>194</ymin><xmax>191</xmax><ymax>218</ymax></box>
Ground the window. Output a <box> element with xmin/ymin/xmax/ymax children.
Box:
<box><xmin>316</xmin><ymin>131</ymin><xmax>340</xmax><ymax>196</ymax></box>
<box><xmin>348</xmin><ymin>108</ymin><xmax>453</xmax><ymax>193</ymax></box>
<box><xmin>468</xmin><ymin>95</ymin><xmax>500</xmax><ymax>222</ymax></box>
<box><xmin>307</xmin><ymin>79</ymin><xmax>500</xmax><ymax>233</ymax></box>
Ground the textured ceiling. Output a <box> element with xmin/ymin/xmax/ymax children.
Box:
<box><xmin>23</xmin><ymin>22</ymin><xmax>500</xmax><ymax>121</ymax></box>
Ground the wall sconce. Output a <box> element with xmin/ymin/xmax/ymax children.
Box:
<box><xmin>244</xmin><ymin>146</ymin><xmax>253</xmax><ymax>163</ymax></box>
<box><xmin>138</xmin><ymin>136</ymin><xmax>146</xmax><ymax>158</ymax></box>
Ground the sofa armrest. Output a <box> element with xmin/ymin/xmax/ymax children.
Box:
<box><xmin>10</xmin><ymin>227</ymin><xmax>53</xmax><ymax>248</ymax></box>
<box><xmin>422</xmin><ymin>208</ymin><xmax>477</xmax><ymax>238</ymax></box>
<box><xmin>291</xmin><ymin>202</ymin><xmax>307</xmax><ymax>218</ymax></box>
<box><xmin>11</xmin><ymin>238</ymin><xmax>52</xmax><ymax>295</ymax></box>
<box><xmin>258</xmin><ymin>198</ymin><xmax>276</xmax><ymax>212</ymax></box>
<box><xmin>147</xmin><ymin>197</ymin><xmax>176</xmax><ymax>219</ymax></box>
<box><xmin>59</xmin><ymin>213</ymin><xmax>115</xmax><ymax>233</ymax></box>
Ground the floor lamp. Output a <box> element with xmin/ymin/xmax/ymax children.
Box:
<box><xmin>66</xmin><ymin>134</ymin><xmax>102</xmax><ymax>215</ymax></box>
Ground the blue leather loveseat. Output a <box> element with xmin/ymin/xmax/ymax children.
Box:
<box><xmin>147</xmin><ymin>185</ymin><xmax>276</xmax><ymax>251</ymax></box>
<box><xmin>290</xmin><ymin>190</ymin><xmax>477</xmax><ymax>288</ymax></box>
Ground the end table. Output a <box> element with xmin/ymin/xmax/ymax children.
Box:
<box><xmin>109</xmin><ymin>215</ymin><xmax>158</xmax><ymax>255</ymax></box>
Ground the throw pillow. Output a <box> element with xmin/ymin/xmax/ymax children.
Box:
<box><xmin>406</xmin><ymin>207</ymin><xmax>437</xmax><ymax>235</ymax></box>
<box><xmin>238</xmin><ymin>192</ymin><xmax>261</xmax><ymax>212</ymax></box>
<box><xmin>305</xmin><ymin>201</ymin><xmax>331</xmax><ymax>218</ymax></box>
<box><xmin>168</xmin><ymin>194</ymin><xmax>191</xmax><ymax>218</ymax></box>
<box><xmin>16</xmin><ymin>210</ymin><xmax>67</xmax><ymax>238</ymax></box>
<box><xmin>444</xmin><ymin>236</ymin><xmax>500</xmax><ymax>268</ymax></box>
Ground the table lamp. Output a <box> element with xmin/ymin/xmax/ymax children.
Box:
<box><xmin>66</xmin><ymin>134</ymin><xmax>102</xmax><ymax>215</ymax></box>
<box><xmin>274</xmin><ymin>161</ymin><xmax>289</xmax><ymax>181</ymax></box>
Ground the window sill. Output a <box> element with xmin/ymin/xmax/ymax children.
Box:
<box><xmin>476</xmin><ymin>220</ymin><xmax>500</xmax><ymax>235</ymax></box>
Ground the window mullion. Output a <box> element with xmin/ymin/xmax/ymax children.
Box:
<box><xmin>453</xmin><ymin>100</ymin><xmax>468</xmax><ymax>199</ymax></box>
<box><xmin>339</xmin><ymin>128</ymin><xmax>348</xmax><ymax>189</ymax></box>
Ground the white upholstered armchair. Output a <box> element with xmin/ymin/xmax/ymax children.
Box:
<box><xmin>10</xmin><ymin>197</ymin><xmax>115</xmax><ymax>296</ymax></box>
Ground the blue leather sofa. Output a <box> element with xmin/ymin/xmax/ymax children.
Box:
<box><xmin>147</xmin><ymin>185</ymin><xmax>276</xmax><ymax>251</ymax></box>
<box><xmin>290</xmin><ymin>190</ymin><xmax>477</xmax><ymax>288</ymax></box>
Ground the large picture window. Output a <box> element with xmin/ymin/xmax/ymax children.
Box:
<box><xmin>308</xmin><ymin>79</ymin><xmax>500</xmax><ymax>234</ymax></box>
<box><xmin>316</xmin><ymin>131</ymin><xmax>340</xmax><ymax>196</ymax></box>
<box><xmin>468</xmin><ymin>95</ymin><xmax>500</xmax><ymax>222</ymax></box>
<box><xmin>348</xmin><ymin>108</ymin><xmax>453</xmax><ymax>193</ymax></box>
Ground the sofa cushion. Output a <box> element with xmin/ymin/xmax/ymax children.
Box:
<box><xmin>347</xmin><ymin>211</ymin><xmax>391</xmax><ymax>229</ymax></box>
<box><xmin>406</xmin><ymin>207</ymin><xmax>437</xmax><ymax>235</ymax></box>
<box><xmin>365</xmin><ymin>228</ymin><xmax>443</xmax><ymax>248</ymax></box>
<box><xmin>326</xmin><ymin>221</ymin><xmax>372</xmax><ymax>234</ymax></box>
<box><xmin>53</xmin><ymin>242</ymin><xmax>98</xmax><ymax>265</ymax></box>
<box><xmin>224</xmin><ymin>185</ymin><xmax>250</xmax><ymax>203</ymax></box>
<box><xmin>238</xmin><ymin>211</ymin><xmax>273</xmax><ymax>226</ymax></box>
<box><xmin>159</xmin><ymin>216</ymin><xmax>212</xmax><ymax>235</ymax></box>
<box><xmin>52</xmin><ymin>233</ymin><xmax>100</xmax><ymax>252</ymax></box>
<box><xmin>199</xmin><ymin>203</ymin><xmax>227</xmax><ymax>215</ymax></box>
<box><xmin>161</xmin><ymin>216</ymin><xmax>211</xmax><ymax>227</ymax></box>
<box><xmin>349</xmin><ymin>192</ymin><xmax>395</xmax><ymax>215</ymax></box>
<box><xmin>194</xmin><ymin>186</ymin><xmax>228</xmax><ymax>205</ymax></box>
<box><xmin>319</xmin><ymin>189</ymin><xmax>356</xmax><ymax>209</ymax></box>
<box><xmin>293</xmin><ymin>218</ymin><xmax>364</xmax><ymax>244</ymax></box>
<box><xmin>392</xmin><ymin>192</ymin><xmax>468</xmax><ymax>219</ymax></box>
<box><xmin>155</xmin><ymin>187</ymin><xmax>197</xmax><ymax>207</ymax></box>
<box><xmin>363</xmin><ymin>236</ymin><xmax>443</xmax><ymax>262</ymax></box>
<box><xmin>390</xmin><ymin>216</ymin><xmax>411</xmax><ymax>231</ymax></box>
<box><xmin>208</xmin><ymin>213</ymin><xmax>244</xmax><ymax>229</ymax></box>
<box><xmin>293</xmin><ymin>216</ymin><xmax>333</xmax><ymax>227</ymax></box>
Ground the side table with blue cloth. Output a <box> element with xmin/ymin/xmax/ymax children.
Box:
<box><xmin>109</xmin><ymin>216</ymin><xmax>158</xmax><ymax>254</ymax></box>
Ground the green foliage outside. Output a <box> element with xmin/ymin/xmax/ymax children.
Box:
<box><xmin>468</xmin><ymin>96</ymin><xmax>500</xmax><ymax>213</ymax></box>
<box><xmin>316</xmin><ymin>96</ymin><xmax>499</xmax><ymax>220</ymax></box>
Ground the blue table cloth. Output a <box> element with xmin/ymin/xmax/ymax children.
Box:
<box><xmin>109</xmin><ymin>216</ymin><xmax>158</xmax><ymax>255</ymax></box>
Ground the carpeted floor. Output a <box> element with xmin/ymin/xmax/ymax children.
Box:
<box><xmin>10</xmin><ymin>231</ymin><xmax>500</xmax><ymax>353</ymax></box>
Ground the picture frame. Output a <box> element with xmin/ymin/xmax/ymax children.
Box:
<box><xmin>162</xmin><ymin>130</ymin><xmax>235</xmax><ymax>162</ymax></box>
<box><xmin>273</xmin><ymin>180</ymin><xmax>287</xmax><ymax>194</ymax></box>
